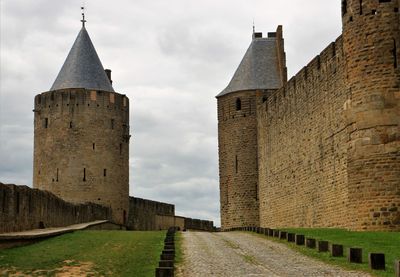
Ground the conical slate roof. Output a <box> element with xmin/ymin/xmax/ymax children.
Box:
<box><xmin>217</xmin><ymin>36</ymin><xmax>280</xmax><ymax>97</ymax></box>
<box><xmin>50</xmin><ymin>27</ymin><xmax>114</xmax><ymax>92</ymax></box>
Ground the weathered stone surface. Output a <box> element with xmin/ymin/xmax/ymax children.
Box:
<box><xmin>0</xmin><ymin>183</ymin><xmax>111</xmax><ymax>233</ymax></box>
<box><xmin>33</xmin><ymin>89</ymin><xmax>130</xmax><ymax>225</ymax></box>
<box><xmin>218</xmin><ymin>0</ymin><xmax>400</xmax><ymax>232</ymax></box>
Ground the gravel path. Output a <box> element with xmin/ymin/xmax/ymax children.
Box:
<box><xmin>176</xmin><ymin>231</ymin><xmax>370</xmax><ymax>277</ymax></box>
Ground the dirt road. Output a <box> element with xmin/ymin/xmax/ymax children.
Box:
<box><xmin>176</xmin><ymin>231</ymin><xmax>370</xmax><ymax>277</ymax></box>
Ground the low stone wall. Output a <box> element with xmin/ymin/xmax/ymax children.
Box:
<box><xmin>127</xmin><ymin>197</ymin><xmax>214</xmax><ymax>231</ymax></box>
<box><xmin>127</xmin><ymin>197</ymin><xmax>175</xmax><ymax>230</ymax></box>
<box><xmin>0</xmin><ymin>183</ymin><xmax>111</xmax><ymax>233</ymax></box>
<box><xmin>184</xmin><ymin>217</ymin><xmax>214</xmax><ymax>231</ymax></box>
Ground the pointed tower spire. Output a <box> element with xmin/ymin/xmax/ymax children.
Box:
<box><xmin>217</xmin><ymin>30</ymin><xmax>281</xmax><ymax>97</ymax></box>
<box><xmin>50</xmin><ymin>24</ymin><xmax>114</xmax><ymax>92</ymax></box>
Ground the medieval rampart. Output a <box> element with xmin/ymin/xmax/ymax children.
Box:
<box><xmin>127</xmin><ymin>197</ymin><xmax>214</xmax><ymax>231</ymax></box>
<box><xmin>257</xmin><ymin>36</ymin><xmax>352</xmax><ymax>229</ymax></box>
<box><xmin>0</xmin><ymin>183</ymin><xmax>111</xmax><ymax>233</ymax></box>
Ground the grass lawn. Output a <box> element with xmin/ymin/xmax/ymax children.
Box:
<box><xmin>252</xmin><ymin>228</ymin><xmax>399</xmax><ymax>277</ymax></box>
<box><xmin>0</xmin><ymin>230</ymin><xmax>165</xmax><ymax>277</ymax></box>
<box><xmin>174</xmin><ymin>231</ymin><xmax>183</xmax><ymax>268</ymax></box>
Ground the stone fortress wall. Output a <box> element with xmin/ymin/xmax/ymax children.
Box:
<box><xmin>33</xmin><ymin>88</ymin><xmax>130</xmax><ymax>225</ymax></box>
<box><xmin>219</xmin><ymin>0</ymin><xmax>399</xmax><ymax>231</ymax></box>
<box><xmin>257</xmin><ymin>36</ymin><xmax>351</xmax><ymax>229</ymax></box>
<box><xmin>127</xmin><ymin>197</ymin><xmax>214</xmax><ymax>231</ymax></box>
<box><xmin>0</xmin><ymin>183</ymin><xmax>111</xmax><ymax>233</ymax></box>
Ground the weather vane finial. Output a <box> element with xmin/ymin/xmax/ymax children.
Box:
<box><xmin>81</xmin><ymin>6</ymin><xmax>87</xmax><ymax>27</ymax></box>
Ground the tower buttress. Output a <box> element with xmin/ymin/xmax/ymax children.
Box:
<box><xmin>342</xmin><ymin>0</ymin><xmax>400</xmax><ymax>230</ymax></box>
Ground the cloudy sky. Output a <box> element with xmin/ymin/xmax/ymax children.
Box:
<box><xmin>0</xmin><ymin>0</ymin><xmax>342</xmax><ymax>226</ymax></box>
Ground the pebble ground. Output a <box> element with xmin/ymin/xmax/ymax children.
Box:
<box><xmin>176</xmin><ymin>231</ymin><xmax>371</xmax><ymax>277</ymax></box>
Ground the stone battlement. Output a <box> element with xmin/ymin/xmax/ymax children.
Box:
<box><xmin>217</xmin><ymin>0</ymin><xmax>399</xmax><ymax>231</ymax></box>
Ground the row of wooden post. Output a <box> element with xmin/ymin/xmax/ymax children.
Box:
<box><xmin>155</xmin><ymin>227</ymin><xmax>177</xmax><ymax>277</ymax></box>
<box><xmin>226</xmin><ymin>226</ymin><xmax>399</xmax><ymax>276</ymax></box>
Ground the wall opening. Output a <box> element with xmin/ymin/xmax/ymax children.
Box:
<box><xmin>83</xmin><ymin>168</ymin><xmax>86</xmax><ymax>182</ymax></box>
<box><xmin>56</xmin><ymin>168</ymin><xmax>59</xmax><ymax>182</ymax></box>
<box><xmin>123</xmin><ymin>210</ymin><xmax>127</xmax><ymax>225</ymax></box>
<box><xmin>235</xmin><ymin>155</ymin><xmax>238</xmax><ymax>173</ymax></box>
<box><xmin>70</xmin><ymin>121</ymin><xmax>73</xmax><ymax>128</ymax></box>
<box><xmin>111</xmin><ymin>119</ymin><xmax>115</xmax><ymax>129</ymax></box>
<box><xmin>119</xmin><ymin>143</ymin><xmax>122</xmax><ymax>155</ymax></box>
<box><xmin>378</xmin><ymin>0</ymin><xmax>391</xmax><ymax>2</ymax></box>
<box><xmin>44</xmin><ymin>118</ymin><xmax>48</xmax><ymax>128</ymax></box>
<box><xmin>103</xmin><ymin>169</ymin><xmax>107</xmax><ymax>177</ymax></box>
<box><xmin>38</xmin><ymin>221</ymin><xmax>45</xmax><ymax>229</ymax></box>
<box><xmin>393</xmin><ymin>38</ymin><xmax>398</xmax><ymax>68</ymax></box>
<box><xmin>93</xmin><ymin>143</ymin><xmax>95</xmax><ymax>150</ymax></box>
<box><xmin>236</xmin><ymin>98</ymin><xmax>241</xmax><ymax>111</ymax></box>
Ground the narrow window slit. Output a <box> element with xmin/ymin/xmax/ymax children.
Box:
<box><xmin>236</xmin><ymin>98</ymin><xmax>241</xmax><ymax>111</ymax></box>
<box><xmin>359</xmin><ymin>0</ymin><xmax>363</xmax><ymax>14</ymax></box>
<box><xmin>119</xmin><ymin>143</ymin><xmax>122</xmax><ymax>155</ymax></box>
<box><xmin>393</xmin><ymin>39</ymin><xmax>398</xmax><ymax>68</ymax></box>
<box><xmin>235</xmin><ymin>155</ymin><xmax>238</xmax><ymax>173</ymax></box>
<box><xmin>104</xmin><ymin>169</ymin><xmax>107</xmax><ymax>177</ymax></box>
<box><xmin>56</xmin><ymin>168</ymin><xmax>59</xmax><ymax>182</ymax></box>
<box><xmin>83</xmin><ymin>168</ymin><xmax>86</xmax><ymax>182</ymax></box>
<box><xmin>93</xmin><ymin>143</ymin><xmax>95</xmax><ymax>150</ymax></box>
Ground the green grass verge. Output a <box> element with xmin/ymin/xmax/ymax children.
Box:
<box><xmin>0</xmin><ymin>230</ymin><xmax>165</xmax><ymax>277</ymax></box>
<box><xmin>175</xmin><ymin>231</ymin><xmax>183</xmax><ymax>267</ymax></box>
<box><xmin>249</xmin><ymin>228</ymin><xmax>399</xmax><ymax>277</ymax></box>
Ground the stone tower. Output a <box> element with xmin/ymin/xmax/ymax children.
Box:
<box><xmin>33</xmin><ymin>23</ymin><xmax>130</xmax><ymax>225</ymax></box>
<box><xmin>342</xmin><ymin>0</ymin><xmax>400</xmax><ymax>229</ymax></box>
<box><xmin>217</xmin><ymin>28</ymin><xmax>287</xmax><ymax>230</ymax></box>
